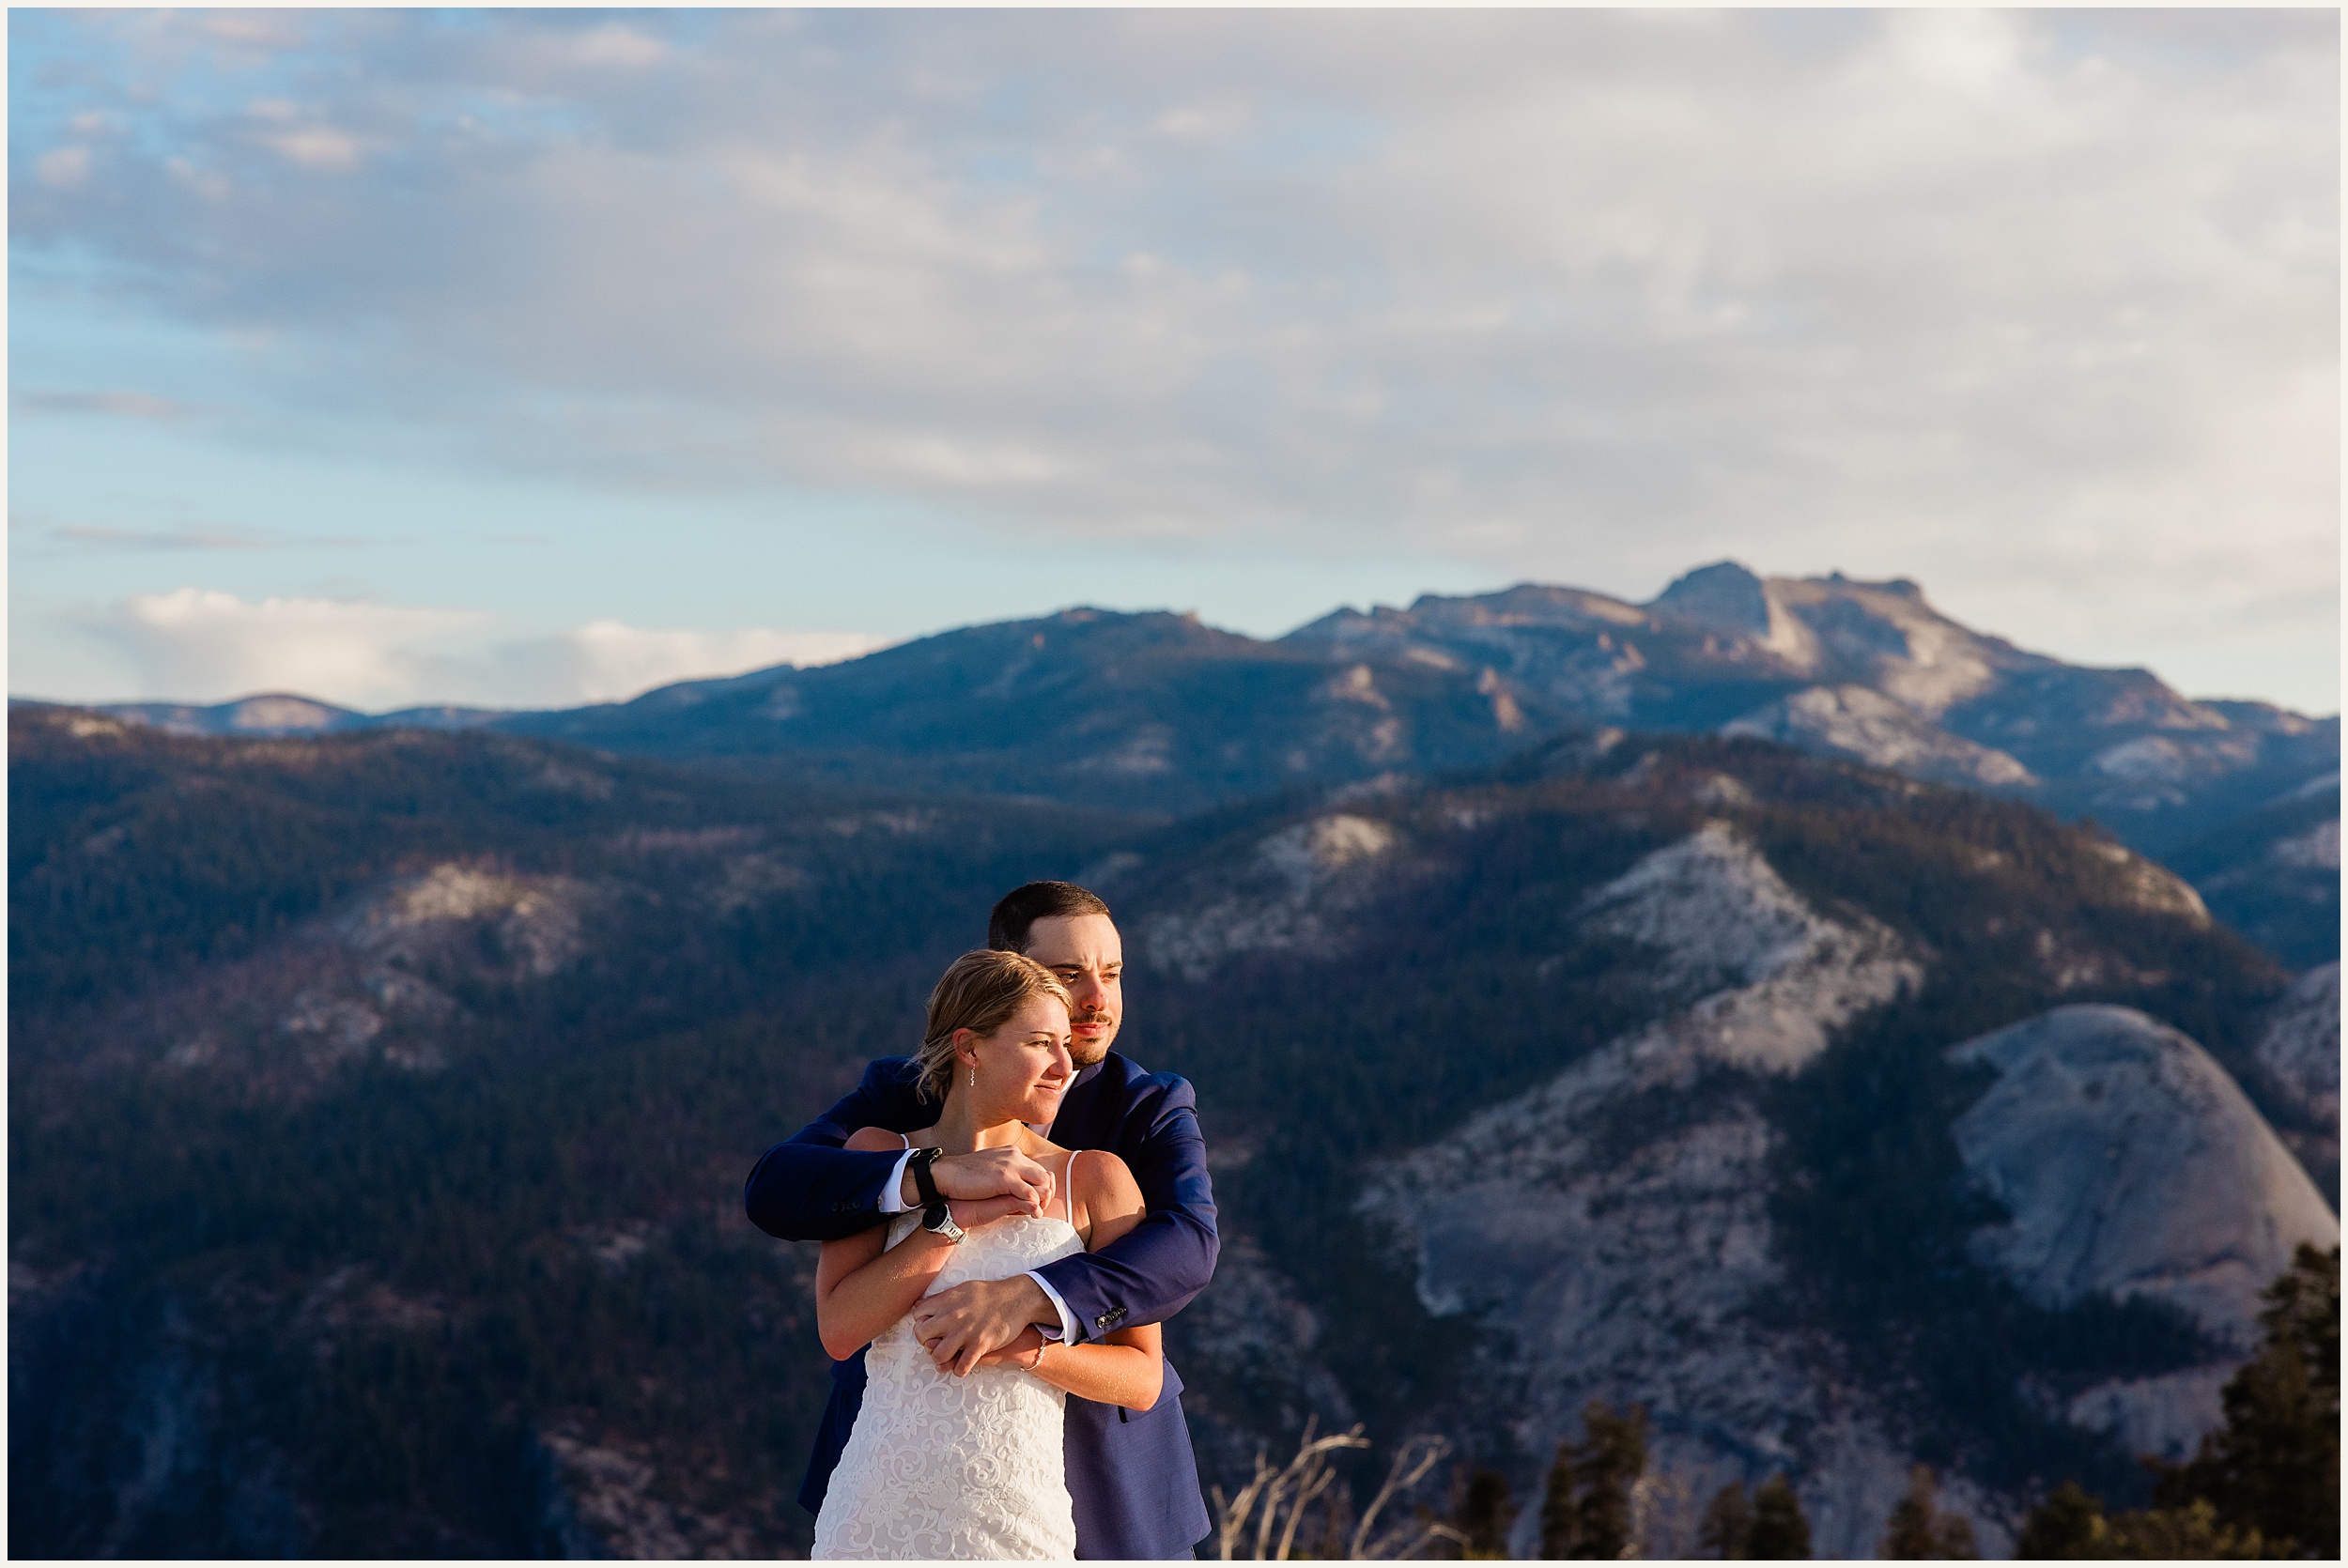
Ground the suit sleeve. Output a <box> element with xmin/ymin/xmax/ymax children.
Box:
<box><xmin>1032</xmin><ymin>1075</ymin><xmax>1219</xmax><ymax>1345</ymax></box>
<box><xmin>743</xmin><ymin>1062</ymin><xmax>924</xmax><ymax>1243</ymax></box>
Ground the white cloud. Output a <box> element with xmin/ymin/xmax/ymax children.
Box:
<box><xmin>262</xmin><ymin>125</ymin><xmax>363</xmax><ymax>172</ymax></box>
<box><xmin>79</xmin><ymin>589</ymin><xmax>881</xmax><ymax>710</ymax></box>
<box><xmin>567</xmin><ymin>23</ymin><xmax>668</xmax><ymax>71</ymax></box>
<box><xmin>95</xmin><ymin>588</ymin><xmax>484</xmax><ymax>710</ymax></box>
<box><xmin>35</xmin><ymin>146</ymin><xmax>90</xmax><ymax>189</ymax></box>
<box><xmin>481</xmin><ymin>622</ymin><xmax>887</xmax><ymax>707</ymax></box>
<box><xmin>8</xmin><ymin>9</ymin><xmax>2337</xmax><ymax>705</ymax></box>
<box><xmin>15</xmin><ymin>388</ymin><xmax>194</xmax><ymax>420</ymax></box>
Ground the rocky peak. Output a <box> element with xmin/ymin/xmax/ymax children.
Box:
<box><xmin>1646</xmin><ymin>561</ymin><xmax>1774</xmax><ymax>638</ymax></box>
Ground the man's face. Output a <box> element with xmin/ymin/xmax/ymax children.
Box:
<box><xmin>1024</xmin><ymin>913</ymin><xmax>1123</xmax><ymax>1067</ymax></box>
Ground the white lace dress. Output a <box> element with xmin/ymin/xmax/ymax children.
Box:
<box><xmin>811</xmin><ymin>1204</ymin><xmax>1085</xmax><ymax>1560</ymax></box>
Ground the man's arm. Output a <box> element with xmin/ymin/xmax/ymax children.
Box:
<box><xmin>743</xmin><ymin>1062</ymin><xmax>914</xmax><ymax>1244</ymax></box>
<box><xmin>744</xmin><ymin>1058</ymin><xmax>1058</xmax><ymax>1244</ymax></box>
<box><xmin>1032</xmin><ymin>1075</ymin><xmax>1218</xmax><ymax>1343</ymax></box>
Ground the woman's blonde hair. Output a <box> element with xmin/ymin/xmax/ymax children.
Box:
<box><xmin>914</xmin><ymin>949</ymin><xmax>1074</xmax><ymax>1102</ymax></box>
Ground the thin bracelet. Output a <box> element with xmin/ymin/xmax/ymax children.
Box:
<box><xmin>1022</xmin><ymin>1338</ymin><xmax>1048</xmax><ymax>1372</ymax></box>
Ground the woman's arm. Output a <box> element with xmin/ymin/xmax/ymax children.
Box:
<box><xmin>1020</xmin><ymin>1149</ymin><xmax>1165</xmax><ymax>1410</ymax></box>
<box><xmin>813</xmin><ymin>1129</ymin><xmax>956</xmax><ymax>1360</ymax></box>
<box><xmin>1026</xmin><ymin>1322</ymin><xmax>1165</xmax><ymax>1411</ymax></box>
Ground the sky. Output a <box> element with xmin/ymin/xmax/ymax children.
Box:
<box><xmin>8</xmin><ymin>8</ymin><xmax>2340</xmax><ymax>715</ymax></box>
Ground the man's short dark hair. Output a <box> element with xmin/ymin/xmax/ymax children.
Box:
<box><xmin>989</xmin><ymin>881</ymin><xmax>1112</xmax><ymax>954</ymax></box>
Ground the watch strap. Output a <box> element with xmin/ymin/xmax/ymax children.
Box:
<box><xmin>908</xmin><ymin>1145</ymin><xmax>945</xmax><ymax>1207</ymax></box>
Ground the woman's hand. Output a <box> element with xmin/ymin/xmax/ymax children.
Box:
<box><xmin>950</xmin><ymin>1192</ymin><xmax>1043</xmax><ymax>1231</ymax></box>
<box><xmin>913</xmin><ymin>1275</ymin><xmax>1054</xmax><ymax>1375</ymax></box>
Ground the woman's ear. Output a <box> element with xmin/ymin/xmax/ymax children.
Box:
<box><xmin>952</xmin><ymin>1027</ymin><xmax>981</xmax><ymax>1068</ymax></box>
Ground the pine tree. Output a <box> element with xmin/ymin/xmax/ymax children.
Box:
<box><xmin>1539</xmin><ymin>1440</ymin><xmax>1577</xmax><ymax>1559</ymax></box>
<box><xmin>2015</xmin><ymin>1481</ymin><xmax>2106</xmax><ymax>1560</ymax></box>
<box><xmin>1452</xmin><ymin>1467</ymin><xmax>1516</xmax><ymax>1560</ymax></box>
<box><xmin>2015</xmin><ymin>1483</ymin><xmax>2270</xmax><ymax>1560</ymax></box>
<box><xmin>1538</xmin><ymin>1401</ymin><xmax>1649</xmax><ymax>1558</ymax></box>
<box><xmin>2153</xmin><ymin>1242</ymin><xmax>2340</xmax><ymax>1555</ymax></box>
<box><xmin>1881</xmin><ymin>1465</ymin><xmax>1976</xmax><ymax>1560</ymax></box>
<box><xmin>2020</xmin><ymin>1247</ymin><xmax>2338</xmax><ymax>1560</ymax></box>
<box><xmin>1700</xmin><ymin>1483</ymin><xmax>1753</xmax><ymax>1560</ymax></box>
<box><xmin>1745</xmin><ymin>1476</ymin><xmax>1812</xmax><ymax>1560</ymax></box>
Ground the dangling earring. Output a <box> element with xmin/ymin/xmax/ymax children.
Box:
<box><xmin>968</xmin><ymin>1066</ymin><xmax>976</xmax><ymax>1090</ymax></box>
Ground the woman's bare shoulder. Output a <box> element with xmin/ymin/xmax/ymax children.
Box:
<box><xmin>1073</xmin><ymin>1147</ymin><xmax>1140</xmax><ymax>1210</ymax></box>
<box><xmin>843</xmin><ymin>1126</ymin><xmax>918</xmax><ymax>1153</ymax></box>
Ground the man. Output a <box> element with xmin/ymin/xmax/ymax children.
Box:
<box><xmin>745</xmin><ymin>881</ymin><xmax>1218</xmax><ymax>1560</ymax></box>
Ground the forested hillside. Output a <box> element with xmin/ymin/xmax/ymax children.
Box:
<box><xmin>9</xmin><ymin>710</ymin><xmax>1129</xmax><ymax>1555</ymax></box>
<box><xmin>8</xmin><ymin>707</ymin><xmax>2335</xmax><ymax>1556</ymax></box>
<box><xmin>66</xmin><ymin>566</ymin><xmax>2339</xmax><ymax>974</ymax></box>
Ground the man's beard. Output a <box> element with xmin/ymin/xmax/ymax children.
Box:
<box><xmin>1069</xmin><ymin>1012</ymin><xmax>1117</xmax><ymax>1066</ymax></box>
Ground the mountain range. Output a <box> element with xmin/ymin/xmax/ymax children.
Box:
<box><xmin>54</xmin><ymin>561</ymin><xmax>2340</xmax><ymax>969</ymax></box>
<box><xmin>8</xmin><ymin>699</ymin><xmax>2336</xmax><ymax>1557</ymax></box>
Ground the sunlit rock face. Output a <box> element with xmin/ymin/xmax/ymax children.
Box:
<box><xmin>1345</xmin><ymin>815</ymin><xmax>2328</xmax><ymax>1553</ymax></box>
<box><xmin>2077</xmin><ymin>840</ymin><xmax>2212</xmax><ymax>925</ymax></box>
<box><xmin>1358</xmin><ymin>825</ymin><xmax>1970</xmax><ymax>1560</ymax></box>
<box><xmin>1571</xmin><ymin>821</ymin><xmax>1920</xmax><ymax>1070</ymax></box>
<box><xmin>1949</xmin><ymin>1005</ymin><xmax>2337</xmax><ymax>1346</ymax></box>
<box><xmin>1947</xmin><ymin>1006</ymin><xmax>2340</xmax><ymax>1462</ymax></box>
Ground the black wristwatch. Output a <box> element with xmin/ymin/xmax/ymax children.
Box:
<box><xmin>920</xmin><ymin>1201</ymin><xmax>965</xmax><ymax>1245</ymax></box>
<box><xmin>907</xmin><ymin>1145</ymin><xmax>946</xmax><ymax>1207</ymax></box>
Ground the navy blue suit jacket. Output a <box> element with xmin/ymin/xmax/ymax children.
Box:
<box><xmin>745</xmin><ymin>1050</ymin><xmax>1218</xmax><ymax>1559</ymax></box>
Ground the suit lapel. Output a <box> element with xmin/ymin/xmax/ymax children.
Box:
<box><xmin>1047</xmin><ymin>1057</ymin><xmax>1110</xmax><ymax>1148</ymax></box>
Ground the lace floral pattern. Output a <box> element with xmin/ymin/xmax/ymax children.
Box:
<box><xmin>811</xmin><ymin>1212</ymin><xmax>1085</xmax><ymax>1560</ymax></box>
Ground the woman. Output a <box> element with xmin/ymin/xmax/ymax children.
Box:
<box><xmin>811</xmin><ymin>950</ymin><xmax>1163</xmax><ymax>1560</ymax></box>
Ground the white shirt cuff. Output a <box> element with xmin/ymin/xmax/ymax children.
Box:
<box><xmin>1027</xmin><ymin>1270</ymin><xmax>1079</xmax><ymax>1344</ymax></box>
<box><xmin>876</xmin><ymin>1148</ymin><xmax>916</xmax><ymax>1214</ymax></box>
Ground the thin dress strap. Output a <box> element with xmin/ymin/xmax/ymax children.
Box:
<box><xmin>901</xmin><ymin>1132</ymin><xmax>912</xmax><ymax>1148</ymax></box>
<box><xmin>1065</xmin><ymin>1150</ymin><xmax>1082</xmax><ymax>1225</ymax></box>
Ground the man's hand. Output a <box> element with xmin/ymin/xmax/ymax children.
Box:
<box><xmin>912</xmin><ymin>1275</ymin><xmax>1054</xmax><ymax>1376</ymax></box>
<box><xmin>900</xmin><ymin>1145</ymin><xmax>1055</xmax><ymax>1213</ymax></box>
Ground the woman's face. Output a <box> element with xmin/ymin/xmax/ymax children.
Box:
<box><xmin>963</xmin><ymin>993</ymin><xmax>1074</xmax><ymax>1125</ymax></box>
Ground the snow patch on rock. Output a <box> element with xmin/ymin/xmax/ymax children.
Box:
<box><xmin>1260</xmin><ymin>814</ymin><xmax>1396</xmax><ymax>888</ymax></box>
<box><xmin>343</xmin><ymin>864</ymin><xmax>590</xmax><ymax>978</ymax></box>
<box><xmin>2063</xmin><ymin>1366</ymin><xmax>2232</xmax><ymax>1463</ymax></box>
<box><xmin>1576</xmin><ymin>822</ymin><xmax>1921</xmax><ymax>1070</ymax></box>
<box><xmin>2091</xmin><ymin>734</ymin><xmax>2196</xmax><ymax>782</ymax></box>
<box><xmin>1768</xmin><ymin>576</ymin><xmax>2000</xmax><ymax>717</ymax></box>
<box><xmin>2254</xmin><ymin>962</ymin><xmax>2340</xmax><ymax>1131</ymax></box>
<box><xmin>2271</xmin><ymin>819</ymin><xmax>2341</xmax><ymax>871</ymax></box>
<box><xmin>1313</xmin><ymin>663</ymin><xmax>1393</xmax><ymax>711</ymax></box>
<box><xmin>1140</xmin><ymin>814</ymin><xmax>1403</xmax><ymax>980</ymax></box>
<box><xmin>1722</xmin><ymin>684</ymin><xmax>2035</xmax><ymax>789</ymax></box>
